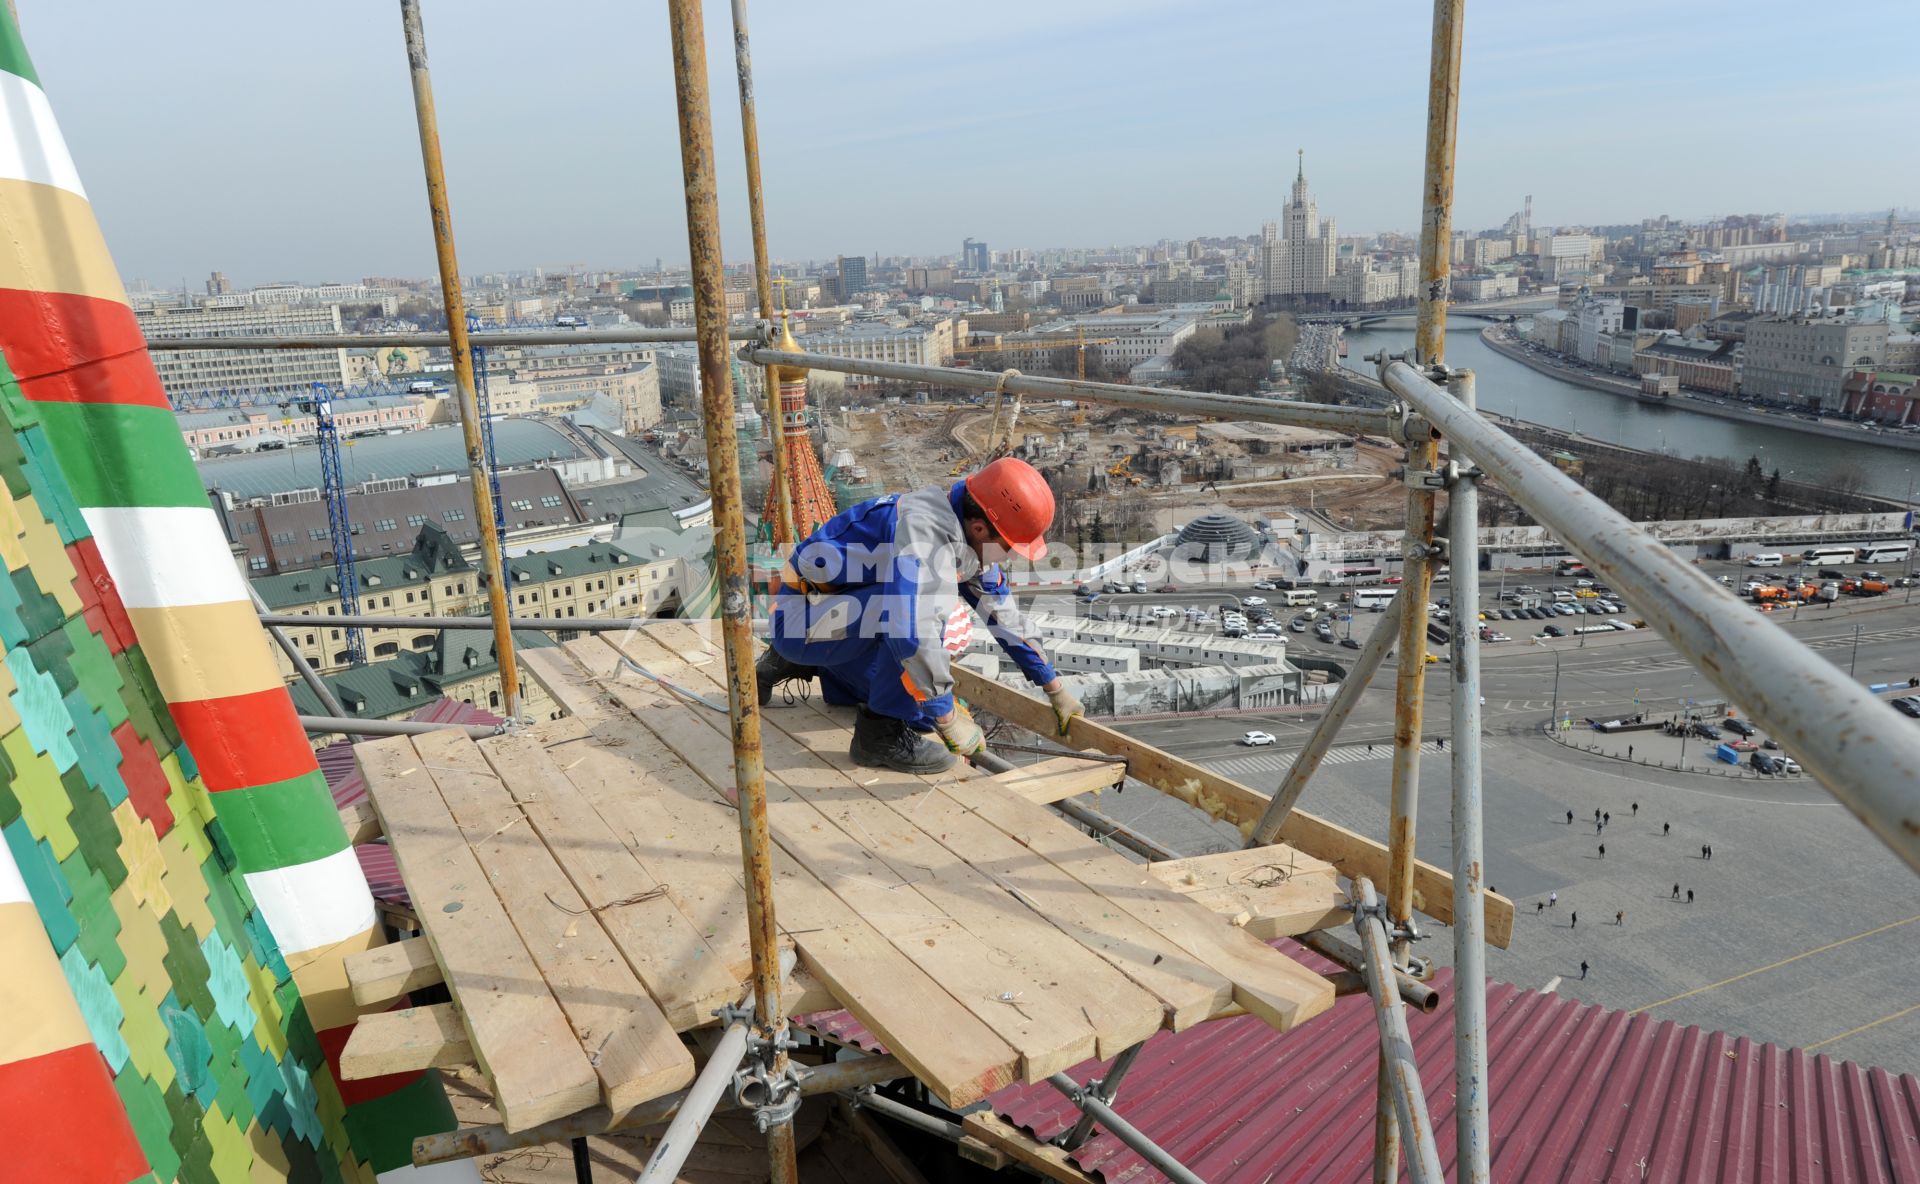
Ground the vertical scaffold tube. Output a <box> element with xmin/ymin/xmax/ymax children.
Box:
<box><xmin>1446</xmin><ymin>370</ymin><xmax>1490</xmax><ymax>1184</ymax></box>
<box><xmin>1355</xmin><ymin>879</ymin><xmax>1445</xmax><ymax>1184</ymax></box>
<box><xmin>1413</xmin><ymin>0</ymin><xmax>1465</xmax><ymax>368</ymax></box>
<box><xmin>729</xmin><ymin>0</ymin><xmax>798</xmax><ymax>549</ymax></box>
<box><xmin>398</xmin><ymin>0</ymin><xmax>520</xmax><ymax>714</ymax></box>
<box><xmin>664</xmin><ymin>3</ymin><xmax>796</xmax><ymax>1180</ymax></box>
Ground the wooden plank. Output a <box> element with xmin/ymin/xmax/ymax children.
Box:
<box><xmin>477</xmin><ymin>726</ymin><xmax>744</xmax><ymax>1032</ymax></box>
<box><xmin>412</xmin><ymin>729</ymin><xmax>696</xmax><ymax>1113</ymax></box>
<box><xmin>960</xmin><ymin>1114</ymin><xmax>1097</xmax><ymax>1184</ymax></box>
<box><xmin>952</xmin><ymin>666</ymin><xmax>1516</xmax><ymax>948</ymax></box>
<box><xmin>1147</xmin><ymin>847</ymin><xmax>1352</xmax><ymax>939</ymax></box>
<box><xmin>522</xmin><ymin>646</ymin><xmax>761</xmax><ymax>985</ymax></box>
<box><xmin>642</xmin><ymin>622</ymin><xmax>1170</xmax><ymax>1053</ymax></box>
<box><xmin>994</xmin><ymin>755</ymin><xmax>1126</xmax><ymax>805</ymax></box>
<box><xmin>345</xmin><ymin>935</ymin><xmax>442</xmax><ymax>1005</ymax></box>
<box><xmin>339</xmin><ymin>797</ymin><xmax>380</xmax><ymax>844</ymax></box>
<box><xmin>600</xmin><ymin>630</ymin><xmax>1097</xmax><ymax>1082</ymax></box>
<box><xmin>552</xmin><ymin>634</ymin><xmax>1020</xmax><ymax>1108</ymax></box>
<box><xmin>339</xmin><ymin>1002</ymin><xmax>471</xmax><ymax>1079</ymax></box>
<box><xmin>930</xmin><ymin>769</ymin><xmax>1335</xmax><ymax>1031</ymax></box>
<box><xmin>356</xmin><ymin>735</ymin><xmax>602</xmax><ymax>1131</ymax></box>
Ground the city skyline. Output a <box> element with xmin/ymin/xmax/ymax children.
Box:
<box><xmin>23</xmin><ymin>0</ymin><xmax>1919</xmax><ymax>287</ymax></box>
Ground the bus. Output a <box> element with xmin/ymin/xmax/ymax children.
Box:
<box><xmin>1281</xmin><ymin>589</ymin><xmax>1319</xmax><ymax>607</ymax></box>
<box><xmin>1802</xmin><ymin>545</ymin><xmax>1859</xmax><ymax>565</ymax></box>
<box><xmin>1857</xmin><ymin>540</ymin><xmax>1913</xmax><ymax>564</ymax></box>
<box><xmin>1353</xmin><ymin>587</ymin><xmax>1397</xmax><ymax>611</ymax></box>
<box><xmin>1326</xmin><ymin>566</ymin><xmax>1385</xmax><ymax>587</ymax></box>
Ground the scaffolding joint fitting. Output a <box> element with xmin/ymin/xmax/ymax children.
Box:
<box><xmin>1442</xmin><ymin>459</ymin><xmax>1484</xmax><ymax>487</ymax></box>
<box><xmin>1403</xmin><ymin>469</ymin><xmax>1448</xmax><ymax>491</ymax></box>
<box><xmin>733</xmin><ymin>1055</ymin><xmax>806</xmax><ymax>1134</ymax></box>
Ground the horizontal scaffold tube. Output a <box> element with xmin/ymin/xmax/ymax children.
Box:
<box><xmin>147</xmin><ymin>325</ymin><xmax>767</xmax><ymax>350</ymax></box>
<box><xmin>745</xmin><ymin>346</ymin><xmax>1402</xmax><ymax>436</ymax></box>
<box><xmin>1380</xmin><ymin>358</ymin><xmax>1920</xmax><ymax>874</ymax></box>
<box><xmin>296</xmin><ymin>715</ymin><xmax>502</xmax><ymax>739</ymax></box>
<box><xmin>260</xmin><ymin>612</ymin><xmax>651</xmax><ymax>633</ymax></box>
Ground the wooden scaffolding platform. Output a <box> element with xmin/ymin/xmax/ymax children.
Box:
<box><xmin>336</xmin><ymin>621</ymin><xmax>1344</xmax><ymax>1135</ymax></box>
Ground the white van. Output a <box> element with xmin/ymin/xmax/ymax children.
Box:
<box><xmin>1281</xmin><ymin>589</ymin><xmax>1318</xmax><ymax>607</ymax></box>
<box><xmin>1746</xmin><ymin>553</ymin><xmax>1784</xmax><ymax>568</ymax></box>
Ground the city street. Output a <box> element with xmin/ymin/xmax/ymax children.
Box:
<box><xmin>1039</xmin><ymin>575</ymin><xmax>1920</xmax><ymax>1072</ymax></box>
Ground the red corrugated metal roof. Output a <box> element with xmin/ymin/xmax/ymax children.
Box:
<box><xmin>796</xmin><ymin>936</ymin><xmax>1920</xmax><ymax>1182</ymax></box>
<box><xmin>317</xmin><ymin>698</ymin><xmax>505</xmax><ymax>810</ymax></box>
<box><xmin>353</xmin><ymin>842</ymin><xmax>408</xmax><ymax>909</ymax></box>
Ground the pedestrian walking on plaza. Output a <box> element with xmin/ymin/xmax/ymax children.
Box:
<box><xmin>1537</xmin><ymin>901</ymin><xmax>1545</xmax><ymax>915</ymax></box>
<box><xmin>1596</xmin><ymin>819</ymin><xmax>1603</xmax><ymax>834</ymax></box>
<box><xmin>1604</xmin><ymin>811</ymin><xmax>1611</xmax><ymax>826</ymax></box>
<box><xmin>1566</xmin><ymin>809</ymin><xmax>1574</xmax><ymax>825</ymax></box>
<box><xmin>1701</xmin><ymin>844</ymin><xmax>1708</xmax><ymax>860</ymax></box>
<box><xmin>1672</xmin><ymin>883</ymin><xmax>1680</xmax><ymax>900</ymax></box>
<box><xmin>1595</xmin><ymin>808</ymin><xmax>1602</xmax><ymax>822</ymax></box>
<box><xmin>1549</xmin><ymin>891</ymin><xmax>1558</xmax><ymax>908</ymax></box>
<box><xmin>1616</xmin><ymin>910</ymin><xmax>1624</xmax><ymax>926</ymax></box>
<box><xmin>1580</xmin><ymin>960</ymin><xmax>1589</xmax><ymax>980</ymax></box>
<box><xmin>1598</xmin><ymin>843</ymin><xmax>1606</xmax><ymax>859</ymax></box>
<box><xmin>1663</xmin><ymin>822</ymin><xmax>1670</xmax><ymax>836</ymax></box>
<box><xmin>1687</xmin><ymin>889</ymin><xmax>1694</xmax><ymax>904</ymax></box>
<box><xmin>1706</xmin><ymin>844</ymin><xmax>1713</xmax><ymax>860</ymax></box>
<box><xmin>1632</xmin><ymin>802</ymin><xmax>1639</xmax><ymax>816</ymax></box>
<box><xmin>1628</xmin><ymin>745</ymin><xmax>1634</xmax><ymax>759</ymax></box>
<box><xmin>1571</xmin><ymin>911</ymin><xmax>1578</xmax><ymax>930</ymax></box>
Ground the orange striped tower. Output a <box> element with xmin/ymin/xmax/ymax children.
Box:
<box><xmin>762</xmin><ymin>316</ymin><xmax>839</xmax><ymax>541</ymax></box>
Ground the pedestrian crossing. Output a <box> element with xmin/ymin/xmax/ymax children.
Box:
<box><xmin>1207</xmin><ymin>740</ymin><xmax>1448</xmax><ymax>779</ymax></box>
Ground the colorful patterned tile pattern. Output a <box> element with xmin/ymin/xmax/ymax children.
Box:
<box><xmin>0</xmin><ymin>16</ymin><xmax>473</xmax><ymax>1182</ymax></box>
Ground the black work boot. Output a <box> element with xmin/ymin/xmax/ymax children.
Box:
<box><xmin>756</xmin><ymin>647</ymin><xmax>816</xmax><ymax>706</ymax></box>
<box><xmin>849</xmin><ymin>707</ymin><xmax>954</xmax><ymax>774</ymax></box>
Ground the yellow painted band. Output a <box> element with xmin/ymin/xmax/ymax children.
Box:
<box><xmin>126</xmin><ymin>601</ymin><xmax>287</xmax><ymax>705</ymax></box>
<box><xmin>0</xmin><ymin>177</ymin><xmax>127</xmax><ymax>305</ymax></box>
<box><xmin>0</xmin><ymin>902</ymin><xmax>94</xmax><ymax>1065</ymax></box>
<box><xmin>284</xmin><ymin>923</ymin><xmax>385</xmax><ymax>1034</ymax></box>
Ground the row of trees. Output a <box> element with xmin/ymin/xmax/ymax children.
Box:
<box><xmin>1168</xmin><ymin>312</ymin><xmax>1299</xmax><ymax>395</ymax></box>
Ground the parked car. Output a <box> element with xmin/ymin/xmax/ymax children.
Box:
<box><xmin>1288</xmin><ymin>618</ymin><xmax>1308</xmax><ymax>633</ymax></box>
<box><xmin>1242</xmin><ymin>731</ymin><xmax>1277</xmax><ymax>747</ymax></box>
<box><xmin>1817</xmin><ymin>568</ymin><xmax>1846</xmax><ymax>580</ymax></box>
<box><xmin>1892</xmin><ymin>697</ymin><xmax>1920</xmax><ymax>719</ymax></box>
<box><xmin>1242</xmin><ymin>596</ymin><xmax>1267</xmax><ymax>607</ymax></box>
<box><xmin>1157</xmin><ymin>584</ymin><xmax>1181</xmax><ymax>593</ymax></box>
<box><xmin>1749</xmin><ymin>752</ymin><xmax>1779</xmax><ymax>775</ymax></box>
<box><xmin>1724</xmin><ymin>718</ymin><xmax>1756</xmax><ymax>737</ymax></box>
<box><xmin>1339</xmin><ymin>636</ymin><xmax>1361</xmax><ymax>650</ymax></box>
<box><xmin>1385</xmin><ymin>575</ymin><xmax>1405</xmax><ymax>585</ymax></box>
<box><xmin>1776</xmin><ymin>755</ymin><xmax>1802</xmax><ymax>774</ymax></box>
<box><xmin>1542</xmin><ymin>624</ymin><xmax>1566</xmax><ymax>637</ymax></box>
<box><xmin>1728</xmin><ymin>738</ymin><xmax>1760</xmax><ymax>752</ymax></box>
<box><xmin>1251</xmin><ymin>580</ymin><xmax>1278</xmax><ymax>591</ymax></box>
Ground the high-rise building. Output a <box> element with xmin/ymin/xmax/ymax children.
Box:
<box><xmin>1260</xmin><ymin>151</ymin><xmax>1337</xmax><ymax>298</ymax></box>
<box><xmin>137</xmin><ymin>300</ymin><xmax>349</xmax><ymax>398</ymax></box>
<box><xmin>962</xmin><ymin>238</ymin><xmax>990</xmax><ymax>273</ymax></box>
<box><xmin>835</xmin><ymin>254</ymin><xmax>869</xmax><ymax>301</ymax></box>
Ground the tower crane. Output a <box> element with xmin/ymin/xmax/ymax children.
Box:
<box><xmin>298</xmin><ymin>384</ymin><xmax>366</xmax><ymax>666</ymax></box>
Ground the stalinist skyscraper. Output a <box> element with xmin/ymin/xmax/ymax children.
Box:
<box><xmin>1260</xmin><ymin>150</ymin><xmax>1338</xmax><ymax>298</ymax></box>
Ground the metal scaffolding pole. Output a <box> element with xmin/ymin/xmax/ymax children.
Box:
<box><xmin>664</xmin><ymin>4</ymin><xmax>796</xmax><ymax>1180</ymax></box>
<box><xmin>1046</xmin><ymin>1072</ymin><xmax>1206</xmax><ymax>1184</ymax></box>
<box><xmin>1248</xmin><ymin>592</ymin><xmax>1408</xmax><ymax>846</ymax></box>
<box><xmin>1381</xmin><ymin>358</ymin><xmax>1920</xmax><ymax>873</ymax></box>
<box><xmin>1353</xmin><ymin>878</ymin><xmax>1445</xmax><ymax>1184</ymax></box>
<box><xmin>262</xmin><ymin>611</ymin><xmax>660</xmax><ymax>633</ymax></box>
<box><xmin>397</xmin><ymin>0</ymin><xmax>521</xmax><ymax>717</ymax></box>
<box><xmin>145</xmin><ymin>326</ymin><xmax>764</xmax><ymax>350</ymax></box>
<box><xmin>729</xmin><ymin>0</ymin><xmax>798</xmax><ymax>549</ymax></box>
<box><xmin>1414</xmin><ymin>0</ymin><xmax>1466</xmax><ymax>369</ymax></box>
<box><xmin>1379</xmin><ymin>2</ymin><xmax>1464</xmax><ymax>1172</ymax></box>
<box><xmin>248</xmin><ymin>586</ymin><xmax>350</xmax><ymax>720</ymax></box>
<box><xmin>1445</xmin><ymin>370</ymin><xmax>1490</xmax><ymax>1184</ymax></box>
<box><xmin>297</xmin><ymin>714</ymin><xmax>502</xmax><ymax>740</ymax></box>
<box><xmin>744</xmin><ymin>346</ymin><xmax>1400</xmax><ymax>437</ymax></box>
<box><xmin>1378</xmin><ymin>423</ymin><xmax>1436</xmax><ymax>1184</ymax></box>
<box><xmin>1060</xmin><ymin>1042</ymin><xmax>1147</xmax><ymax>1151</ymax></box>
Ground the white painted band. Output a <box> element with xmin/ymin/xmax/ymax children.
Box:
<box><xmin>243</xmin><ymin>847</ymin><xmax>378</xmax><ymax>956</ymax></box>
<box><xmin>0</xmin><ymin>72</ymin><xmax>86</xmax><ymax>198</ymax></box>
<box><xmin>0</xmin><ymin>838</ymin><xmax>31</xmax><ymax>906</ymax></box>
<box><xmin>82</xmin><ymin>505</ymin><xmax>250</xmax><ymax>608</ymax></box>
<box><xmin>376</xmin><ymin>1160</ymin><xmax>485</xmax><ymax>1183</ymax></box>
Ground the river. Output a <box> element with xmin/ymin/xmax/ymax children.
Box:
<box><xmin>1337</xmin><ymin>315</ymin><xmax>1920</xmax><ymax>501</ymax></box>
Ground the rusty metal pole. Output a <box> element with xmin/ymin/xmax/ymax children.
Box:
<box><xmin>397</xmin><ymin>0</ymin><xmax>520</xmax><ymax>715</ymax></box>
<box><xmin>729</xmin><ymin>0</ymin><xmax>798</xmax><ymax>550</ymax></box>
<box><xmin>1379</xmin><ymin>3</ymin><xmax>1464</xmax><ymax>1176</ymax></box>
<box><xmin>1413</xmin><ymin>0</ymin><xmax>1465</xmax><ymax>368</ymax></box>
<box><xmin>665</xmin><ymin>4</ymin><xmax>795</xmax><ymax>1180</ymax></box>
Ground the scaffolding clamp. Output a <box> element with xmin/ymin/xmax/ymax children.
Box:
<box><xmin>1441</xmin><ymin>459</ymin><xmax>1484</xmax><ymax>487</ymax></box>
<box><xmin>716</xmin><ymin>1003</ymin><xmax>805</xmax><ymax>1134</ymax></box>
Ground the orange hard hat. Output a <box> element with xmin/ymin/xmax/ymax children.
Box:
<box><xmin>965</xmin><ymin>457</ymin><xmax>1054</xmax><ymax>561</ymax></box>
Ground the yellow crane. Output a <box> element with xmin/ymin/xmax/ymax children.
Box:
<box><xmin>950</xmin><ymin>325</ymin><xmax>1123</xmax><ymax>449</ymax></box>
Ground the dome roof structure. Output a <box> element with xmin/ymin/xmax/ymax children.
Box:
<box><xmin>1173</xmin><ymin>512</ymin><xmax>1264</xmax><ymax>564</ymax></box>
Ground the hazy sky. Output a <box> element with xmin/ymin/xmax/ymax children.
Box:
<box><xmin>22</xmin><ymin>1</ymin><xmax>1918</xmax><ymax>288</ymax></box>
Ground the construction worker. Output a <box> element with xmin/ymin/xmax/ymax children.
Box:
<box><xmin>758</xmin><ymin>457</ymin><xmax>1083</xmax><ymax>773</ymax></box>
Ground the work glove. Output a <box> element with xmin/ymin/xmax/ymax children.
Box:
<box><xmin>935</xmin><ymin>704</ymin><xmax>986</xmax><ymax>756</ymax></box>
<box><xmin>1046</xmin><ymin>684</ymin><xmax>1084</xmax><ymax>736</ymax></box>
